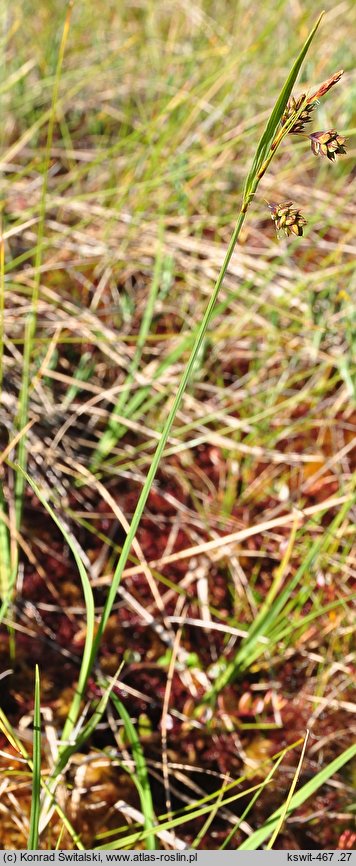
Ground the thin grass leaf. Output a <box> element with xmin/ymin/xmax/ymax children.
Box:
<box><xmin>238</xmin><ymin>742</ymin><xmax>356</xmax><ymax>850</ymax></box>
<box><xmin>203</xmin><ymin>495</ymin><xmax>353</xmax><ymax>700</ymax></box>
<box><xmin>39</xmin><ymin>670</ymin><xmax>123</xmax><ymax>837</ymax></box>
<box><xmin>53</xmin><ymin>671</ymin><xmax>122</xmax><ymax>791</ymax></box>
<box><xmin>61</xmin><ymin>351</ymin><xmax>94</xmax><ymax>409</ymax></box>
<box><xmin>0</xmin><ymin>422</ymin><xmax>39</xmax><ymax>615</ymax></box>
<box><xmin>96</xmin><ymin>779</ymin><xmax>269</xmax><ymax>850</ymax></box>
<box><xmin>0</xmin><ymin>485</ymin><xmax>11</xmax><ymax>600</ymax></box>
<box><xmin>191</xmin><ymin>783</ymin><xmax>226</xmax><ymax>849</ymax></box>
<box><xmin>0</xmin><ymin>212</ymin><xmax>11</xmax><ymax>603</ymax></box>
<box><xmin>12</xmin><ymin>464</ymin><xmax>95</xmax><ymax>746</ymax></box>
<box><xmin>0</xmin><ymin>707</ymin><xmax>29</xmax><ymax>756</ymax></box>
<box><xmin>220</xmin><ymin>749</ymin><xmax>288</xmax><ymax>849</ymax></box>
<box><xmin>266</xmin><ymin>730</ymin><xmax>310</xmax><ymax>849</ymax></box>
<box><xmin>110</xmin><ymin>693</ymin><xmax>156</xmax><ymax>851</ymax></box>
<box><xmin>0</xmin><ymin>706</ymin><xmax>84</xmax><ymax>848</ymax></box>
<box><xmin>28</xmin><ymin>665</ymin><xmax>41</xmax><ymax>850</ymax></box>
<box><xmin>271</xmin><ymin>590</ymin><xmax>356</xmax><ymax>648</ymax></box>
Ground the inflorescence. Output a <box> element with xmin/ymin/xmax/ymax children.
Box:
<box><xmin>269</xmin><ymin>70</ymin><xmax>346</xmax><ymax>238</ymax></box>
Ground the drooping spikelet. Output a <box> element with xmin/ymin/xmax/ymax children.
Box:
<box><xmin>309</xmin><ymin>129</ymin><xmax>347</xmax><ymax>161</ymax></box>
<box><xmin>268</xmin><ymin>201</ymin><xmax>307</xmax><ymax>237</ymax></box>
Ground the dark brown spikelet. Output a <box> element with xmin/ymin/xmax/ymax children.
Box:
<box><xmin>268</xmin><ymin>201</ymin><xmax>307</xmax><ymax>237</ymax></box>
<box><xmin>281</xmin><ymin>70</ymin><xmax>344</xmax><ymax>134</ymax></box>
<box><xmin>281</xmin><ymin>94</ymin><xmax>315</xmax><ymax>133</ymax></box>
<box><xmin>309</xmin><ymin>129</ymin><xmax>347</xmax><ymax>161</ymax></box>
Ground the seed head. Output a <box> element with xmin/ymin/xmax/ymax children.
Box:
<box><xmin>268</xmin><ymin>201</ymin><xmax>307</xmax><ymax>237</ymax></box>
<box><xmin>281</xmin><ymin>94</ymin><xmax>315</xmax><ymax>133</ymax></box>
<box><xmin>281</xmin><ymin>70</ymin><xmax>344</xmax><ymax>135</ymax></box>
<box><xmin>309</xmin><ymin>129</ymin><xmax>347</xmax><ymax>161</ymax></box>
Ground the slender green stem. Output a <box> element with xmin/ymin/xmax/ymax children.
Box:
<box><xmin>28</xmin><ymin>665</ymin><xmax>41</xmax><ymax>850</ymax></box>
<box><xmin>111</xmin><ymin>695</ymin><xmax>156</xmax><ymax>850</ymax></box>
<box><xmin>238</xmin><ymin>742</ymin><xmax>356</xmax><ymax>850</ymax></box>
<box><xmin>89</xmin><ymin>208</ymin><xmax>246</xmax><ymax>666</ymax></box>
<box><xmin>266</xmin><ymin>730</ymin><xmax>310</xmax><ymax>849</ymax></box>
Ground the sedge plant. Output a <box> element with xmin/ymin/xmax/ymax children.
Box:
<box><xmin>83</xmin><ymin>9</ymin><xmax>349</xmax><ymax>694</ymax></box>
<box><xmin>2</xmin><ymin>7</ymin><xmax>353</xmax><ymax>849</ymax></box>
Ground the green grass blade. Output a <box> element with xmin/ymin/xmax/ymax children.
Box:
<box><xmin>221</xmin><ymin>749</ymin><xmax>288</xmax><ymax>849</ymax></box>
<box><xmin>0</xmin><ymin>705</ymin><xmax>84</xmax><ymax>849</ymax></box>
<box><xmin>0</xmin><ymin>483</ymin><xmax>11</xmax><ymax>600</ymax></box>
<box><xmin>89</xmin><ymin>206</ymin><xmax>245</xmax><ymax>665</ymax></box>
<box><xmin>61</xmin><ymin>351</ymin><xmax>95</xmax><ymax>409</ymax></box>
<box><xmin>12</xmin><ymin>465</ymin><xmax>95</xmax><ymax>746</ymax></box>
<box><xmin>39</xmin><ymin>670</ymin><xmax>123</xmax><ymax>835</ymax></box>
<box><xmin>238</xmin><ymin>742</ymin><xmax>356</xmax><ymax>850</ymax></box>
<box><xmin>203</xmin><ymin>495</ymin><xmax>353</xmax><ymax>700</ymax></box>
<box><xmin>28</xmin><ymin>665</ymin><xmax>41</xmax><ymax>850</ymax></box>
<box><xmin>191</xmin><ymin>785</ymin><xmax>226</xmax><ymax>849</ymax></box>
<box><xmin>61</xmin><ymin>670</ymin><xmax>122</xmax><ymax>763</ymax></box>
<box><xmin>111</xmin><ymin>694</ymin><xmax>156</xmax><ymax>850</ymax></box>
<box><xmin>0</xmin><ymin>189</ymin><xmax>11</xmax><ymax>603</ymax></box>
<box><xmin>266</xmin><ymin>730</ymin><xmax>310</xmax><ymax>849</ymax></box>
<box><xmin>96</xmin><ymin>778</ymin><xmax>268</xmax><ymax>850</ymax></box>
